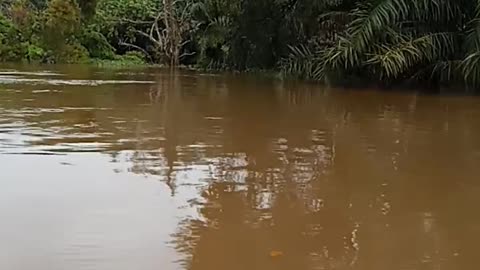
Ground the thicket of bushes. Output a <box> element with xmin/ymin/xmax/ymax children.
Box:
<box><xmin>0</xmin><ymin>0</ymin><xmax>143</xmax><ymax>64</ymax></box>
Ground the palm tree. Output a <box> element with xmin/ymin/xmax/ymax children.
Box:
<box><xmin>283</xmin><ymin>0</ymin><xmax>480</xmax><ymax>89</ymax></box>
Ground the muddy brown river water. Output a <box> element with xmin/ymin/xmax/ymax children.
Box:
<box><xmin>1</xmin><ymin>65</ymin><xmax>480</xmax><ymax>270</ymax></box>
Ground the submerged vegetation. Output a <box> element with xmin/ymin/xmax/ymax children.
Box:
<box><xmin>2</xmin><ymin>0</ymin><xmax>480</xmax><ymax>89</ymax></box>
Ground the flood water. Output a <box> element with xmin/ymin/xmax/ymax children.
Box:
<box><xmin>1</xmin><ymin>65</ymin><xmax>480</xmax><ymax>270</ymax></box>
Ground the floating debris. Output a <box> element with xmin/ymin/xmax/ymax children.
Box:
<box><xmin>270</xmin><ymin>250</ymin><xmax>284</xmax><ymax>258</ymax></box>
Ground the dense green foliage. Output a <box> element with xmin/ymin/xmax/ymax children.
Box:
<box><xmin>280</xmin><ymin>0</ymin><xmax>480</xmax><ymax>89</ymax></box>
<box><xmin>2</xmin><ymin>0</ymin><xmax>480</xmax><ymax>89</ymax></box>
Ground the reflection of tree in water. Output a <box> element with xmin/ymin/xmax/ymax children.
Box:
<box><xmin>122</xmin><ymin>71</ymin><xmax>181</xmax><ymax>193</ymax></box>
<box><xmin>111</xmin><ymin>76</ymin><xmax>361</xmax><ymax>269</ymax></box>
<box><xmin>172</xmin><ymin>153</ymin><xmax>360</xmax><ymax>270</ymax></box>
<box><xmin>166</xmin><ymin>84</ymin><xmax>480</xmax><ymax>270</ymax></box>
<box><xmin>10</xmin><ymin>70</ymin><xmax>472</xmax><ymax>270</ymax></box>
<box><xmin>3</xmin><ymin>71</ymin><xmax>478</xmax><ymax>270</ymax></box>
<box><xmin>167</xmin><ymin>86</ymin><xmax>360</xmax><ymax>269</ymax></box>
<box><xmin>124</xmin><ymin>71</ymin><xmax>232</xmax><ymax>194</ymax></box>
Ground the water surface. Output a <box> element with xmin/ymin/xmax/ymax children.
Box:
<box><xmin>1</xmin><ymin>65</ymin><xmax>480</xmax><ymax>270</ymax></box>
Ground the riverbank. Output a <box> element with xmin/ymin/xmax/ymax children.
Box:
<box><xmin>3</xmin><ymin>0</ymin><xmax>480</xmax><ymax>91</ymax></box>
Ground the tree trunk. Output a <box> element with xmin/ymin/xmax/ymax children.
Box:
<box><xmin>163</xmin><ymin>0</ymin><xmax>179</xmax><ymax>67</ymax></box>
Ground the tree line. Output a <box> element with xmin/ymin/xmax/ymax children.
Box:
<box><xmin>1</xmin><ymin>0</ymin><xmax>480</xmax><ymax>89</ymax></box>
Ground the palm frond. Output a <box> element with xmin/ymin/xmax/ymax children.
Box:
<box><xmin>412</xmin><ymin>60</ymin><xmax>462</xmax><ymax>83</ymax></box>
<box><xmin>462</xmin><ymin>51</ymin><xmax>480</xmax><ymax>85</ymax></box>
<box><xmin>348</xmin><ymin>0</ymin><xmax>409</xmax><ymax>51</ymax></box>
<box><xmin>368</xmin><ymin>32</ymin><xmax>457</xmax><ymax>79</ymax></box>
<box><xmin>281</xmin><ymin>44</ymin><xmax>325</xmax><ymax>81</ymax></box>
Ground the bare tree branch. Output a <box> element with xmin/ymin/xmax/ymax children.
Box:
<box><xmin>119</xmin><ymin>40</ymin><xmax>154</xmax><ymax>62</ymax></box>
<box><xmin>179</xmin><ymin>51</ymin><xmax>196</xmax><ymax>59</ymax></box>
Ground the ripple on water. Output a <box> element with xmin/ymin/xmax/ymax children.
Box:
<box><xmin>0</xmin><ymin>77</ymin><xmax>154</xmax><ymax>86</ymax></box>
<box><xmin>0</xmin><ymin>70</ymin><xmax>63</xmax><ymax>76</ymax></box>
